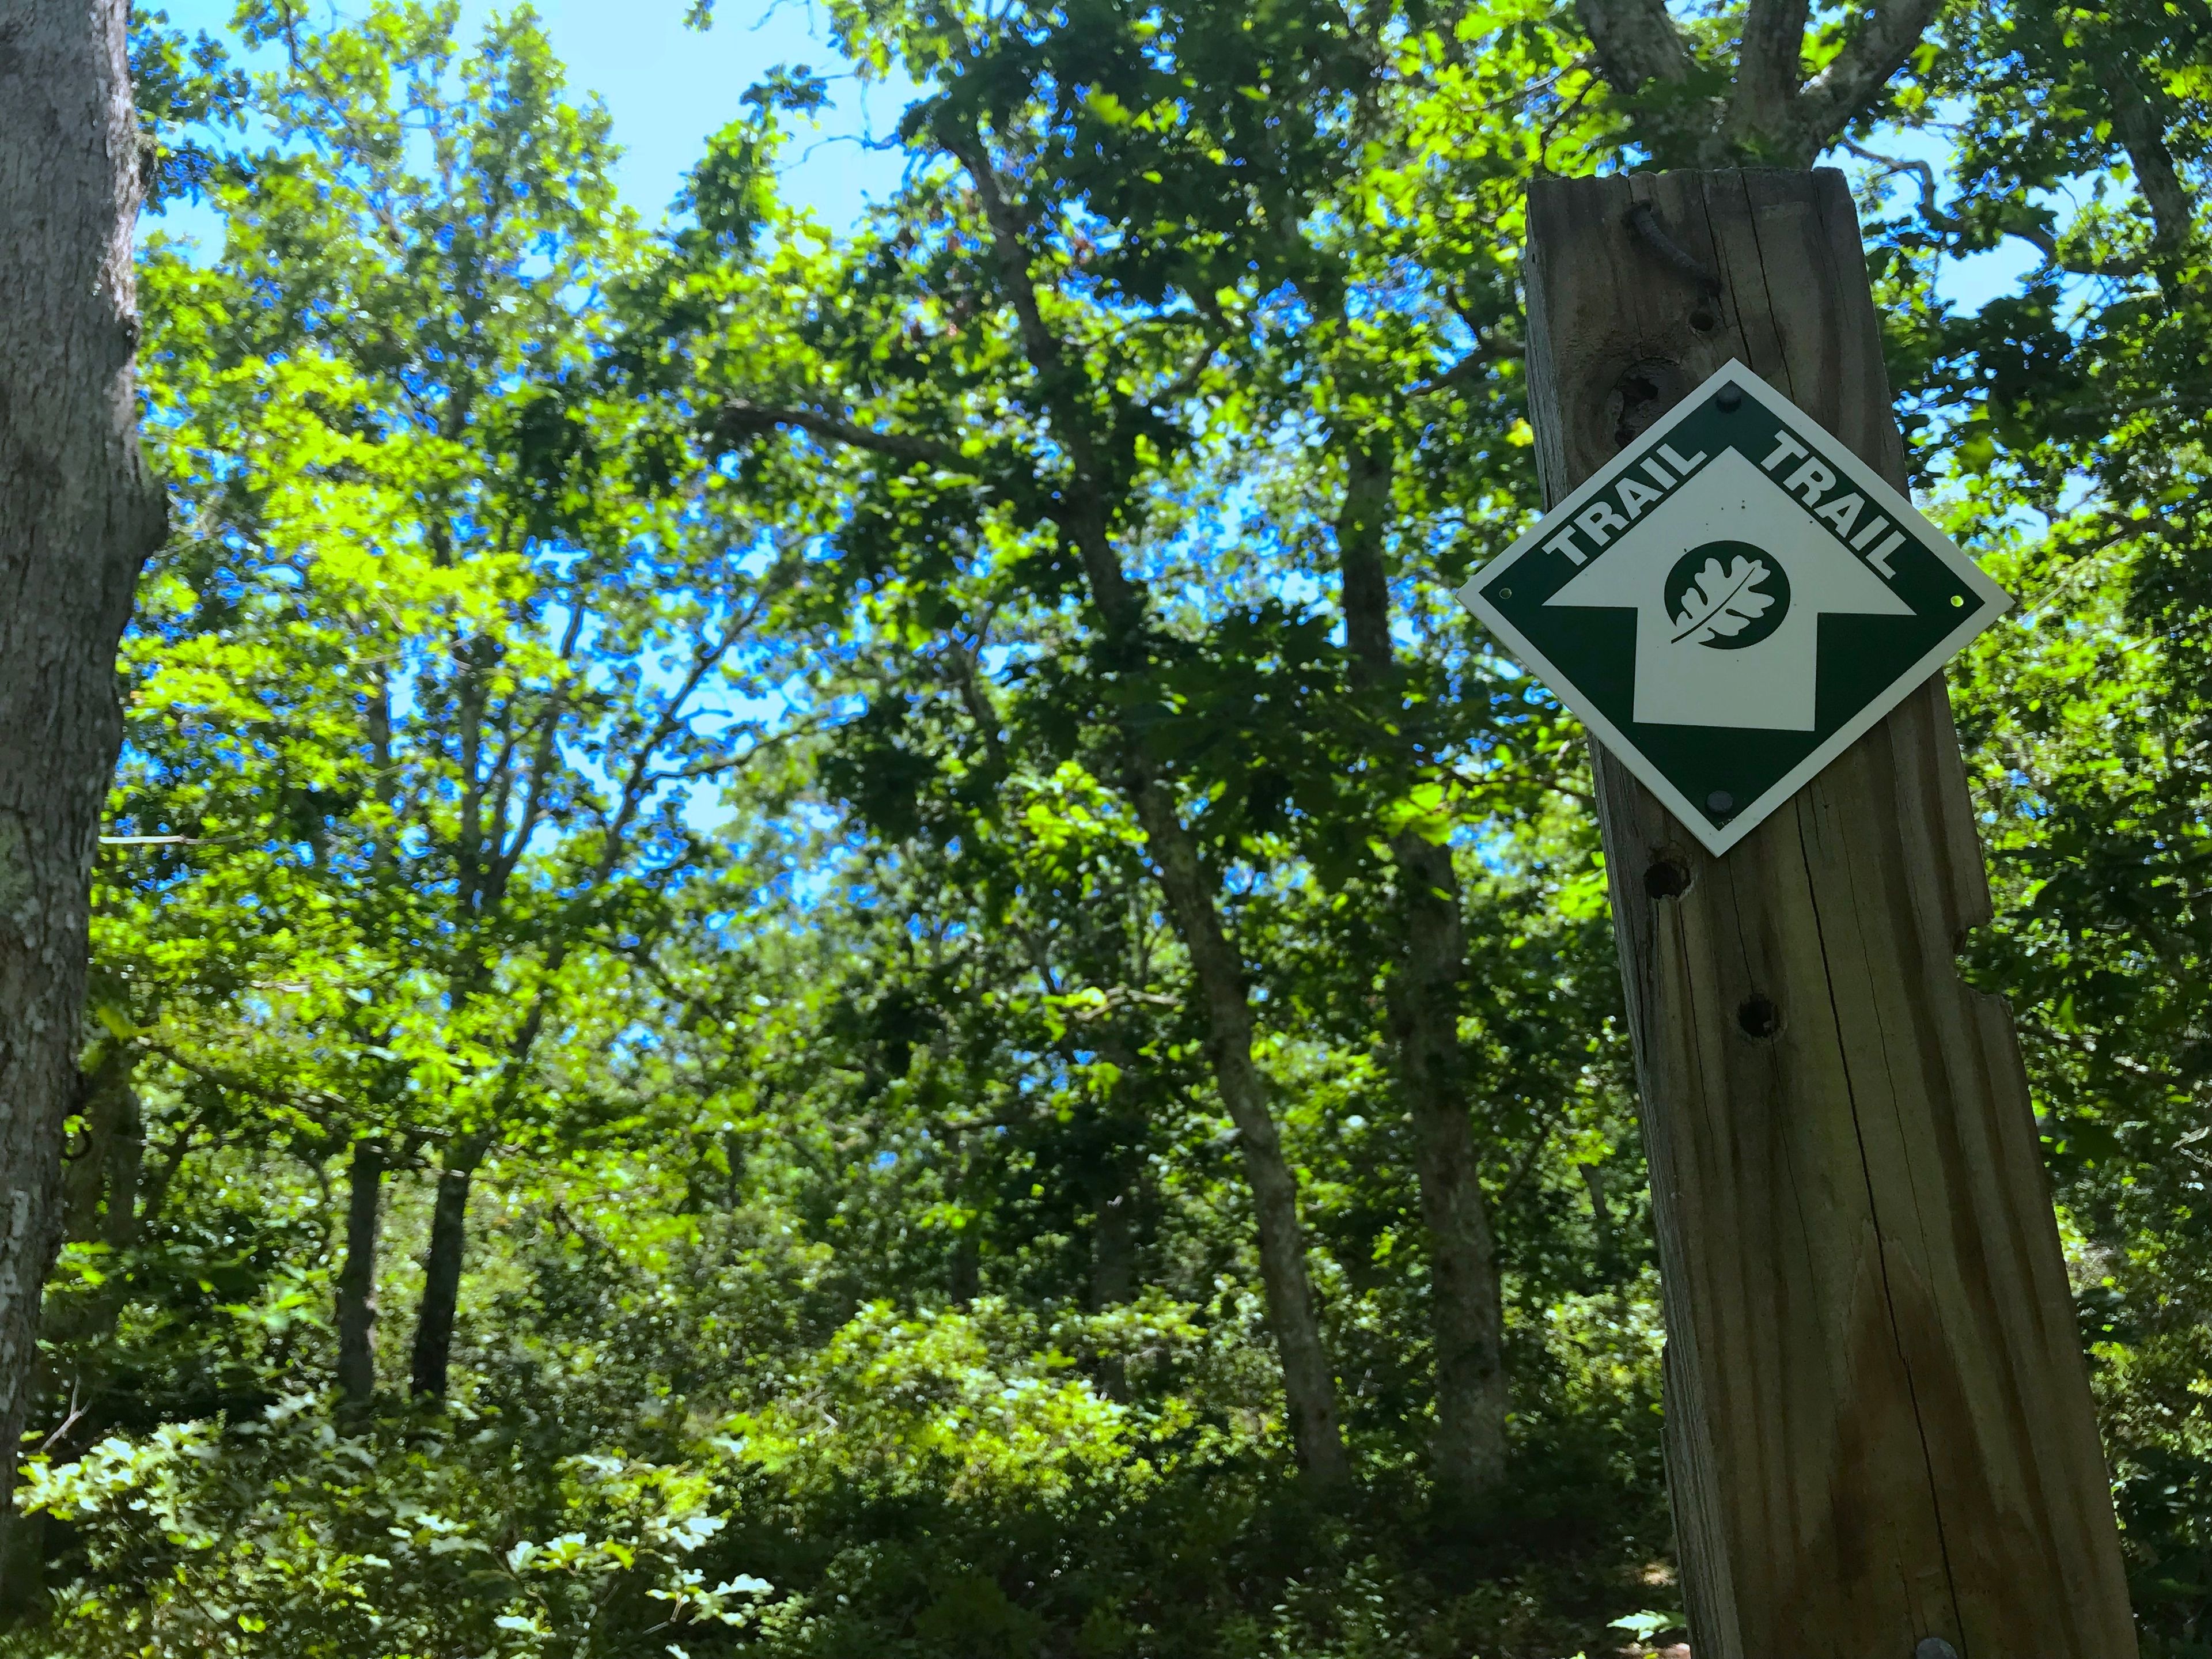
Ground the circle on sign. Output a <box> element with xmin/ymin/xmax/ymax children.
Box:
<box><xmin>1664</xmin><ymin>539</ymin><xmax>1793</xmax><ymax>652</ymax></box>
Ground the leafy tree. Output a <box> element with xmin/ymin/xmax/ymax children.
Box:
<box><xmin>99</xmin><ymin>0</ymin><xmax>779</xmax><ymax>1416</ymax></box>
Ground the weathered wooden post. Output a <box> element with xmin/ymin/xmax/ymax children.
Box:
<box><xmin>1486</xmin><ymin>169</ymin><xmax>2137</xmax><ymax>1657</ymax></box>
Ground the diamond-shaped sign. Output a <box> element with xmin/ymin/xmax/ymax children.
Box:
<box><xmin>1458</xmin><ymin>361</ymin><xmax>2011</xmax><ymax>855</ymax></box>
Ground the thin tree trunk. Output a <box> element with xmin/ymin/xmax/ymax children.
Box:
<box><xmin>1131</xmin><ymin>782</ymin><xmax>1353</xmax><ymax>1497</ymax></box>
<box><xmin>1336</xmin><ymin>433</ymin><xmax>1509</xmax><ymax>1499</ymax></box>
<box><xmin>47</xmin><ymin>1046</ymin><xmax>145</xmax><ymax>1356</ymax></box>
<box><xmin>1089</xmin><ymin>1182</ymin><xmax>1135</xmax><ymax>1400</ymax></box>
<box><xmin>1088</xmin><ymin>1037</ymin><xmax>1145</xmax><ymax>1316</ymax></box>
<box><xmin>10</xmin><ymin>1049</ymin><xmax>146</xmax><ymax>1622</ymax></box>
<box><xmin>934</xmin><ymin>130</ymin><xmax>1352</xmax><ymax>1496</ymax></box>
<box><xmin>62</xmin><ymin>1044</ymin><xmax>142</xmax><ymax>1252</ymax></box>
<box><xmin>1091</xmin><ymin>1185</ymin><xmax>1135</xmax><ymax>1311</ymax></box>
<box><xmin>335</xmin><ymin>1139</ymin><xmax>386</xmax><ymax>1407</ymax></box>
<box><xmin>1582</xmin><ymin>1159</ymin><xmax>1616</xmax><ymax>1279</ymax></box>
<box><xmin>0</xmin><ymin>0</ymin><xmax>164</xmax><ymax>1602</ymax></box>
<box><xmin>950</xmin><ymin>1213</ymin><xmax>982</xmax><ymax>1308</ymax></box>
<box><xmin>408</xmin><ymin>1132</ymin><xmax>487</xmax><ymax>1399</ymax></box>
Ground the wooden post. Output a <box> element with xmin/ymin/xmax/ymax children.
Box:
<box><xmin>1520</xmin><ymin>169</ymin><xmax>2138</xmax><ymax>1659</ymax></box>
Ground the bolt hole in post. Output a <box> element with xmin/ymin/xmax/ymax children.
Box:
<box><xmin>1644</xmin><ymin>853</ymin><xmax>1693</xmax><ymax>900</ymax></box>
<box><xmin>1737</xmin><ymin>993</ymin><xmax>1782</xmax><ymax>1041</ymax></box>
<box><xmin>1689</xmin><ymin>306</ymin><xmax>1718</xmax><ymax>333</ymax></box>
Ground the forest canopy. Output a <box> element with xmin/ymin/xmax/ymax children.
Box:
<box><xmin>6</xmin><ymin>0</ymin><xmax>2208</xmax><ymax>1655</ymax></box>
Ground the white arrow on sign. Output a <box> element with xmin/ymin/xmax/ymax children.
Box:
<box><xmin>1545</xmin><ymin>445</ymin><xmax>1911</xmax><ymax>732</ymax></box>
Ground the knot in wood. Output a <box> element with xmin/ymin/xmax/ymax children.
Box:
<box><xmin>1608</xmin><ymin>359</ymin><xmax>1686</xmax><ymax>449</ymax></box>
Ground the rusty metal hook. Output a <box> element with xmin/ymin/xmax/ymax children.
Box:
<box><xmin>1626</xmin><ymin>199</ymin><xmax>1724</xmax><ymax>297</ymax></box>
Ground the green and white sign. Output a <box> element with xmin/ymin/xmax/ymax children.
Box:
<box><xmin>1458</xmin><ymin>361</ymin><xmax>2012</xmax><ymax>855</ymax></box>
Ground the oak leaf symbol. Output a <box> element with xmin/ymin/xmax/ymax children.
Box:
<box><xmin>1669</xmin><ymin>554</ymin><xmax>1775</xmax><ymax>646</ymax></box>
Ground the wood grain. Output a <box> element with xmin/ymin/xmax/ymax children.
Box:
<box><xmin>1521</xmin><ymin>169</ymin><xmax>2137</xmax><ymax>1659</ymax></box>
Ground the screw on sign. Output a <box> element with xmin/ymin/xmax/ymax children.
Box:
<box><xmin>1487</xmin><ymin>170</ymin><xmax>2137</xmax><ymax>1659</ymax></box>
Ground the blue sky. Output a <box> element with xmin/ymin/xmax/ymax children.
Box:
<box><xmin>150</xmin><ymin>0</ymin><xmax>915</xmax><ymax>240</ymax></box>
<box><xmin>148</xmin><ymin>2</ymin><xmax>2032</xmax><ymax>312</ymax></box>
<box><xmin>150</xmin><ymin>3</ymin><xmax>2033</xmax><ymax>306</ymax></box>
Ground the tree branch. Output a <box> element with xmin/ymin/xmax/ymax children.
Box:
<box><xmin>1574</xmin><ymin>0</ymin><xmax>1696</xmax><ymax>99</ymax></box>
<box><xmin>2109</xmin><ymin>72</ymin><xmax>2196</xmax><ymax>253</ymax></box>
<box><xmin>1723</xmin><ymin>0</ymin><xmax>1809</xmax><ymax>155</ymax></box>
<box><xmin>1840</xmin><ymin>139</ymin><xmax>2154</xmax><ymax>278</ymax></box>
<box><xmin>715</xmin><ymin>399</ymin><xmax>967</xmax><ymax>471</ymax></box>
<box><xmin>939</xmin><ymin>126</ymin><xmax>1144</xmax><ymax>634</ymax></box>
<box><xmin>1793</xmin><ymin>0</ymin><xmax>1942</xmax><ymax>157</ymax></box>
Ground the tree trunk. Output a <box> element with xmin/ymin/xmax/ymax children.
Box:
<box><xmin>335</xmin><ymin>1138</ymin><xmax>386</xmax><ymax>1407</ymax></box>
<box><xmin>1581</xmin><ymin>1159</ymin><xmax>1616</xmax><ymax>1279</ymax></box>
<box><xmin>1336</xmin><ymin>433</ymin><xmax>1509</xmax><ymax>1498</ymax></box>
<box><xmin>62</xmin><ymin>1043</ymin><xmax>142</xmax><ymax>1253</ymax></box>
<box><xmin>408</xmin><ymin>1133</ymin><xmax>486</xmax><ymax>1399</ymax></box>
<box><xmin>1090</xmin><ymin>1185</ymin><xmax>1135</xmax><ymax>1312</ymax></box>
<box><xmin>1389</xmin><ymin>835</ymin><xmax>1509</xmax><ymax>1498</ymax></box>
<box><xmin>0</xmin><ymin>0</ymin><xmax>164</xmax><ymax>1601</ymax></box>
<box><xmin>1131</xmin><ymin>781</ymin><xmax>1353</xmax><ymax>1498</ymax></box>
<box><xmin>1088</xmin><ymin>1038</ymin><xmax>1145</xmax><ymax>1315</ymax></box>
<box><xmin>926</xmin><ymin>130</ymin><xmax>1354</xmax><ymax>1497</ymax></box>
<box><xmin>949</xmin><ymin>1226</ymin><xmax>981</xmax><ymax>1308</ymax></box>
<box><xmin>10</xmin><ymin>1048</ymin><xmax>145</xmax><ymax>1624</ymax></box>
<box><xmin>46</xmin><ymin>1046</ymin><xmax>143</xmax><ymax>1358</ymax></box>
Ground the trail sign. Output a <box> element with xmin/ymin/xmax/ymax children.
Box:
<box><xmin>1458</xmin><ymin>359</ymin><xmax>2010</xmax><ymax>854</ymax></box>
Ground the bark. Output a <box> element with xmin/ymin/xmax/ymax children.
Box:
<box><xmin>945</xmin><ymin>130</ymin><xmax>1353</xmax><ymax>1496</ymax></box>
<box><xmin>1572</xmin><ymin>0</ymin><xmax>1695</xmax><ymax>99</ymax></box>
<box><xmin>10</xmin><ymin>1052</ymin><xmax>145</xmax><ymax>1628</ymax></box>
<box><xmin>335</xmin><ymin>1138</ymin><xmax>386</xmax><ymax>1407</ymax></box>
<box><xmin>2110</xmin><ymin>73</ymin><xmax>2195</xmax><ymax>253</ymax></box>
<box><xmin>1130</xmin><ymin>782</ymin><xmax>1353</xmax><ymax>1495</ymax></box>
<box><xmin>1336</xmin><ymin>435</ymin><xmax>1508</xmax><ymax>1499</ymax></box>
<box><xmin>0</xmin><ymin>0</ymin><xmax>164</xmax><ymax>1600</ymax></box>
<box><xmin>1573</xmin><ymin>0</ymin><xmax>1715</xmax><ymax>165</ymax></box>
<box><xmin>1091</xmin><ymin>1187</ymin><xmax>1135</xmax><ymax>1312</ymax></box>
<box><xmin>949</xmin><ymin>1236</ymin><xmax>981</xmax><ymax>1307</ymax></box>
<box><xmin>1581</xmin><ymin>1160</ymin><xmax>1616</xmax><ymax>1278</ymax></box>
<box><xmin>1790</xmin><ymin>0</ymin><xmax>1944</xmax><ymax>160</ymax></box>
<box><xmin>1089</xmin><ymin>1189</ymin><xmax>1134</xmax><ymax>1399</ymax></box>
<box><xmin>1578</xmin><ymin>0</ymin><xmax>1940</xmax><ymax>164</ymax></box>
<box><xmin>1720</xmin><ymin>0</ymin><xmax>1809</xmax><ymax>158</ymax></box>
<box><xmin>62</xmin><ymin>1044</ymin><xmax>143</xmax><ymax>1253</ymax></box>
<box><xmin>41</xmin><ymin>1050</ymin><xmax>147</xmax><ymax>1385</ymax></box>
<box><xmin>1084</xmin><ymin>1039</ymin><xmax>1146</xmax><ymax>1398</ymax></box>
<box><xmin>408</xmin><ymin>1131</ymin><xmax>487</xmax><ymax>1399</ymax></box>
<box><xmin>1086</xmin><ymin>1035</ymin><xmax>1145</xmax><ymax>1315</ymax></box>
<box><xmin>10</xmin><ymin>1050</ymin><xmax>145</xmax><ymax>1622</ymax></box>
